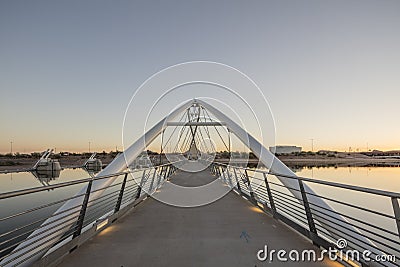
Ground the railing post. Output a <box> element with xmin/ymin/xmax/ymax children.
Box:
<box><xmin>167</xmin><ymin>165</ymin><xmax>172</xmax><ymax>178</ymax></box>
<box><xmin>156</xmin><ymin>166</ymin><xmax>164</xmax><ymax>188</ymax></box>
<box><xmin>216</xmin><ymin>165</ymin><xmax>221</xmax><ymax>178</ymax></box>
<box><xmin>136</xmin><ymin>169</ymin><xmax>147</xmax><ymax>199</ymax></box>
<box><xmin>114</xmin><ymin>173</ymin><xmax>128</xmax><ymax>213</ymax></box>
<box><xmin>298</xmin><ymin>178</ymin><xmax>318</xmax><ymax>239</ymax></box>
<box><xmin>163</xmin><ymin>165</ymin><xmax>168</xmax><ymax>180</ymax></box>
<box><xmin>225</xmin><ymin>167</ymin><xmax>233</xmax><ymax>187</ymax></box>
<box><xmin>149</xmin><ymin>167</ymin><xmax>157</xmax><ymax>194</ymax></box>
<box><xmin>232</xmin><ymin>167</ymin><xmax>241</xmax><ymax>192</ymax></box>
<box><xmin>221</xmin><ymin>167</ymin><xmax>227</xmax><ymax>183</ymax></box>
<box><xmin>263</xmin><ymin>172</ymin><xmax>277</xmax><ymax>218</ymax></box>
<box><xmin>244</xmin><ymin>170</ymin><xmax>257</xmax><ymax>204</ymax></box>
<box><xmin>391</xmin><ymin>197</ymin><xmax>400</xmax><ymax>238</ymax></box>
<box><xmin>171</xmin><ymin>165</ymin><xmax>176</xmax><ymax>176</ymax></box>
<box><xmin>73</xmin><ymin>179</ymin><xmax>93</xmax><ymax>238</ymax></box>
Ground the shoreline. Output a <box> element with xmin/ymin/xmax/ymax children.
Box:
<box><xmin>1</xmin><ymin>155</ymin><xmax>400</xmax><ymax>173</ymax></box>
<box><xmin>215</xmin><ymin>157</ymin><xmax>400</xmax><ymax>168</ymax></box>
<box><xmin>0</xmin><ymin>155</ymin><xmax>115</xmax><ymax>173</ymax></box>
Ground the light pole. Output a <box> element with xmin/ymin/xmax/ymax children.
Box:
<box><xmin>10</xmin><ymin>141</ymin><xmax>13</xmax><ymax>155</ymax></box>
<box><xmin>88</xmin><ymin>142</ymin><xmax>91</xmax><ymax>153</ymax></box>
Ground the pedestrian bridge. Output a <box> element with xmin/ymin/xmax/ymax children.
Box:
<box><xmin>0</xmin><ymin>99</ymin><xmax>399</xmax><ymax>267</ymax></box>
<box><xmin>57</xmin><ymin>163</ymin><xmax>337</xmax><ymax>267</ymax></box>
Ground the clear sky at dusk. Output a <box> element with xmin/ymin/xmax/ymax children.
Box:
<box><xmin>1</xmin><ymin>0</ymin><xmax>399</xmax><ymax>153</ymax></box>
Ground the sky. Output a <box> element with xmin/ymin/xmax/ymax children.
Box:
<box><xmin>1</xmin><ymin>0</ymin><xmax>400</xmax><ymax>153</ymax></box>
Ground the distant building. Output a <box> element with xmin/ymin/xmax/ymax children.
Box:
<box><xmin>269</xmin><ymin>145</ymin><xmax>302</xmax><ymax>154</ymax></box>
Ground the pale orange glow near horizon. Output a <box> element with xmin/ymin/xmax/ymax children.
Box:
<box><xmin>1</xmin><ymin>1</ymin><xmax>400</xmax><ymax>155</ymax></box>
<box><xmin>1</xmin><ymin>141</ymin><xmax>399</xmax><ymax>154</ymax></box>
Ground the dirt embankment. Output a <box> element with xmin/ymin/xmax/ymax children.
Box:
<box><xmin>2</xmin><ymin>152</ymin><xmax>400</xmax><ymax>173</ymax></box>
<box><xmin>215</xmin><ymin>152</ymin><xmax>400</xmax><ymax>168</ymax></box>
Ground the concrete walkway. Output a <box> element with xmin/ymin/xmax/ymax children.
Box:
<box><xmin>59</xmin><ymin>168</ymin><xmax>341</xmax><ymax>267</ymax></box>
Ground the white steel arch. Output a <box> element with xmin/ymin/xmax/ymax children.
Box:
<box><xmin>2</xmin><ymin>99</ymin><xmax>383</xmax><ymax>267</ymax></box>
<box><xmin>1</xmin><ymin>100</ymin><xmax>194</xmax><ymax>267</ymax></box>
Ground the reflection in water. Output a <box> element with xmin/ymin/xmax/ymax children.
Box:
<box><xmin>83</xmin><ymin>165</ymin><xmax>102</xmax><ymax>176</ymax></box>
<box><xmin>83</xmin><ymin>153</ymin><xmax>103</xmax><ymax>172</ymax></box>
<box><xmin>30</xmin><ymin>169</ymin><xmax>61</xmax><ymax>186</ymax></box>
<box><xmin>0</xmin><ymin>168</ymin><xmax>90</xmax><ymax>193</ymax></box>
<box><xmin>287</xmin><ymin>162</ymin><xmax>400</xmax><ymax>171</ymax></box>
<box><xmin>0</xmin><ymin>168</ymin><xmax>91</xmax><ymax>258</ymax></box>
<box><xmin>82</xmin><ymin>153</ymin><xmax>103</xmax><ymax>176</ymax></box>
<box><xmin>293</xmin><ymin>166</ymin><xmax>400</xmax><ymax>193</ymax></box>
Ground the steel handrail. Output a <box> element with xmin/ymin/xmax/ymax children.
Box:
<box><xmin>0</xmin><ymin>161</ymin><xmax>182</xmax><ymax>200</ymax></box>
<box><xmin>211</xmin><ymin>162</ymin><xmax>400</xmax><ymax>267</ymax></box>
<box><xmin>0</xmin><ymin>162</ymin><xmax>179</xmax><ymax>266</ymax></box>
<box><xmin>213</xmin><ymin>162</ymin><xmax>400</xmax><ymax>198</ymax></box>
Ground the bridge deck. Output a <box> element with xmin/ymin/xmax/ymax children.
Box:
<box><xmin>58</xmin><ymin>168</ymin><xmax>340</xmax><ymax>267</ymax></box>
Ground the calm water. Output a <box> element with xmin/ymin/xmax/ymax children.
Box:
<box><xmin>0</xmin><ymin>168</ymin><xmax>101</xmax><ymax>257</ymax></box>
<box><xmin>295</xmin><ymin>166</ymin><xmax>400</xmax><ymax>193</ymax></box>
<box><xmin>2</xmin><ymin>166</ymin><xmax>398</xmax><ymax>193</ymax></box>
<box><xmin>0</xmin><ymin>168</ymin><xmax>90</xmax><ymax>193</ymax></box>
<box><xmin>0</xmin><ymin>168</ymin><xmax>93</xmax><ymax>226</ymax></box>
<box><xmin>294</xmin><ymin>166</ymin><xmax>400</xmax><ymax>236</ymax></box>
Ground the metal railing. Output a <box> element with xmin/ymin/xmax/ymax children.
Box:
<box><xmin>1</xmin><ymin>160</ymin><xmax>399</xmax><ymax>266</ymax></box>
<box><xmin>211</xmin><ymin>162</ymin><xmax>400</xmax><ymax>267</ymax></box>
<box><xmin>0</xmin><ymin>162</ymin><xmax>179</xmax><ymax>266</ymax></box>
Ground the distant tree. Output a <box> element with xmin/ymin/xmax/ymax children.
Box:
<box><xmin>31</xmin><ymin>152</ymin><xmax>41</xmax><ymax>158</ymax></box>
